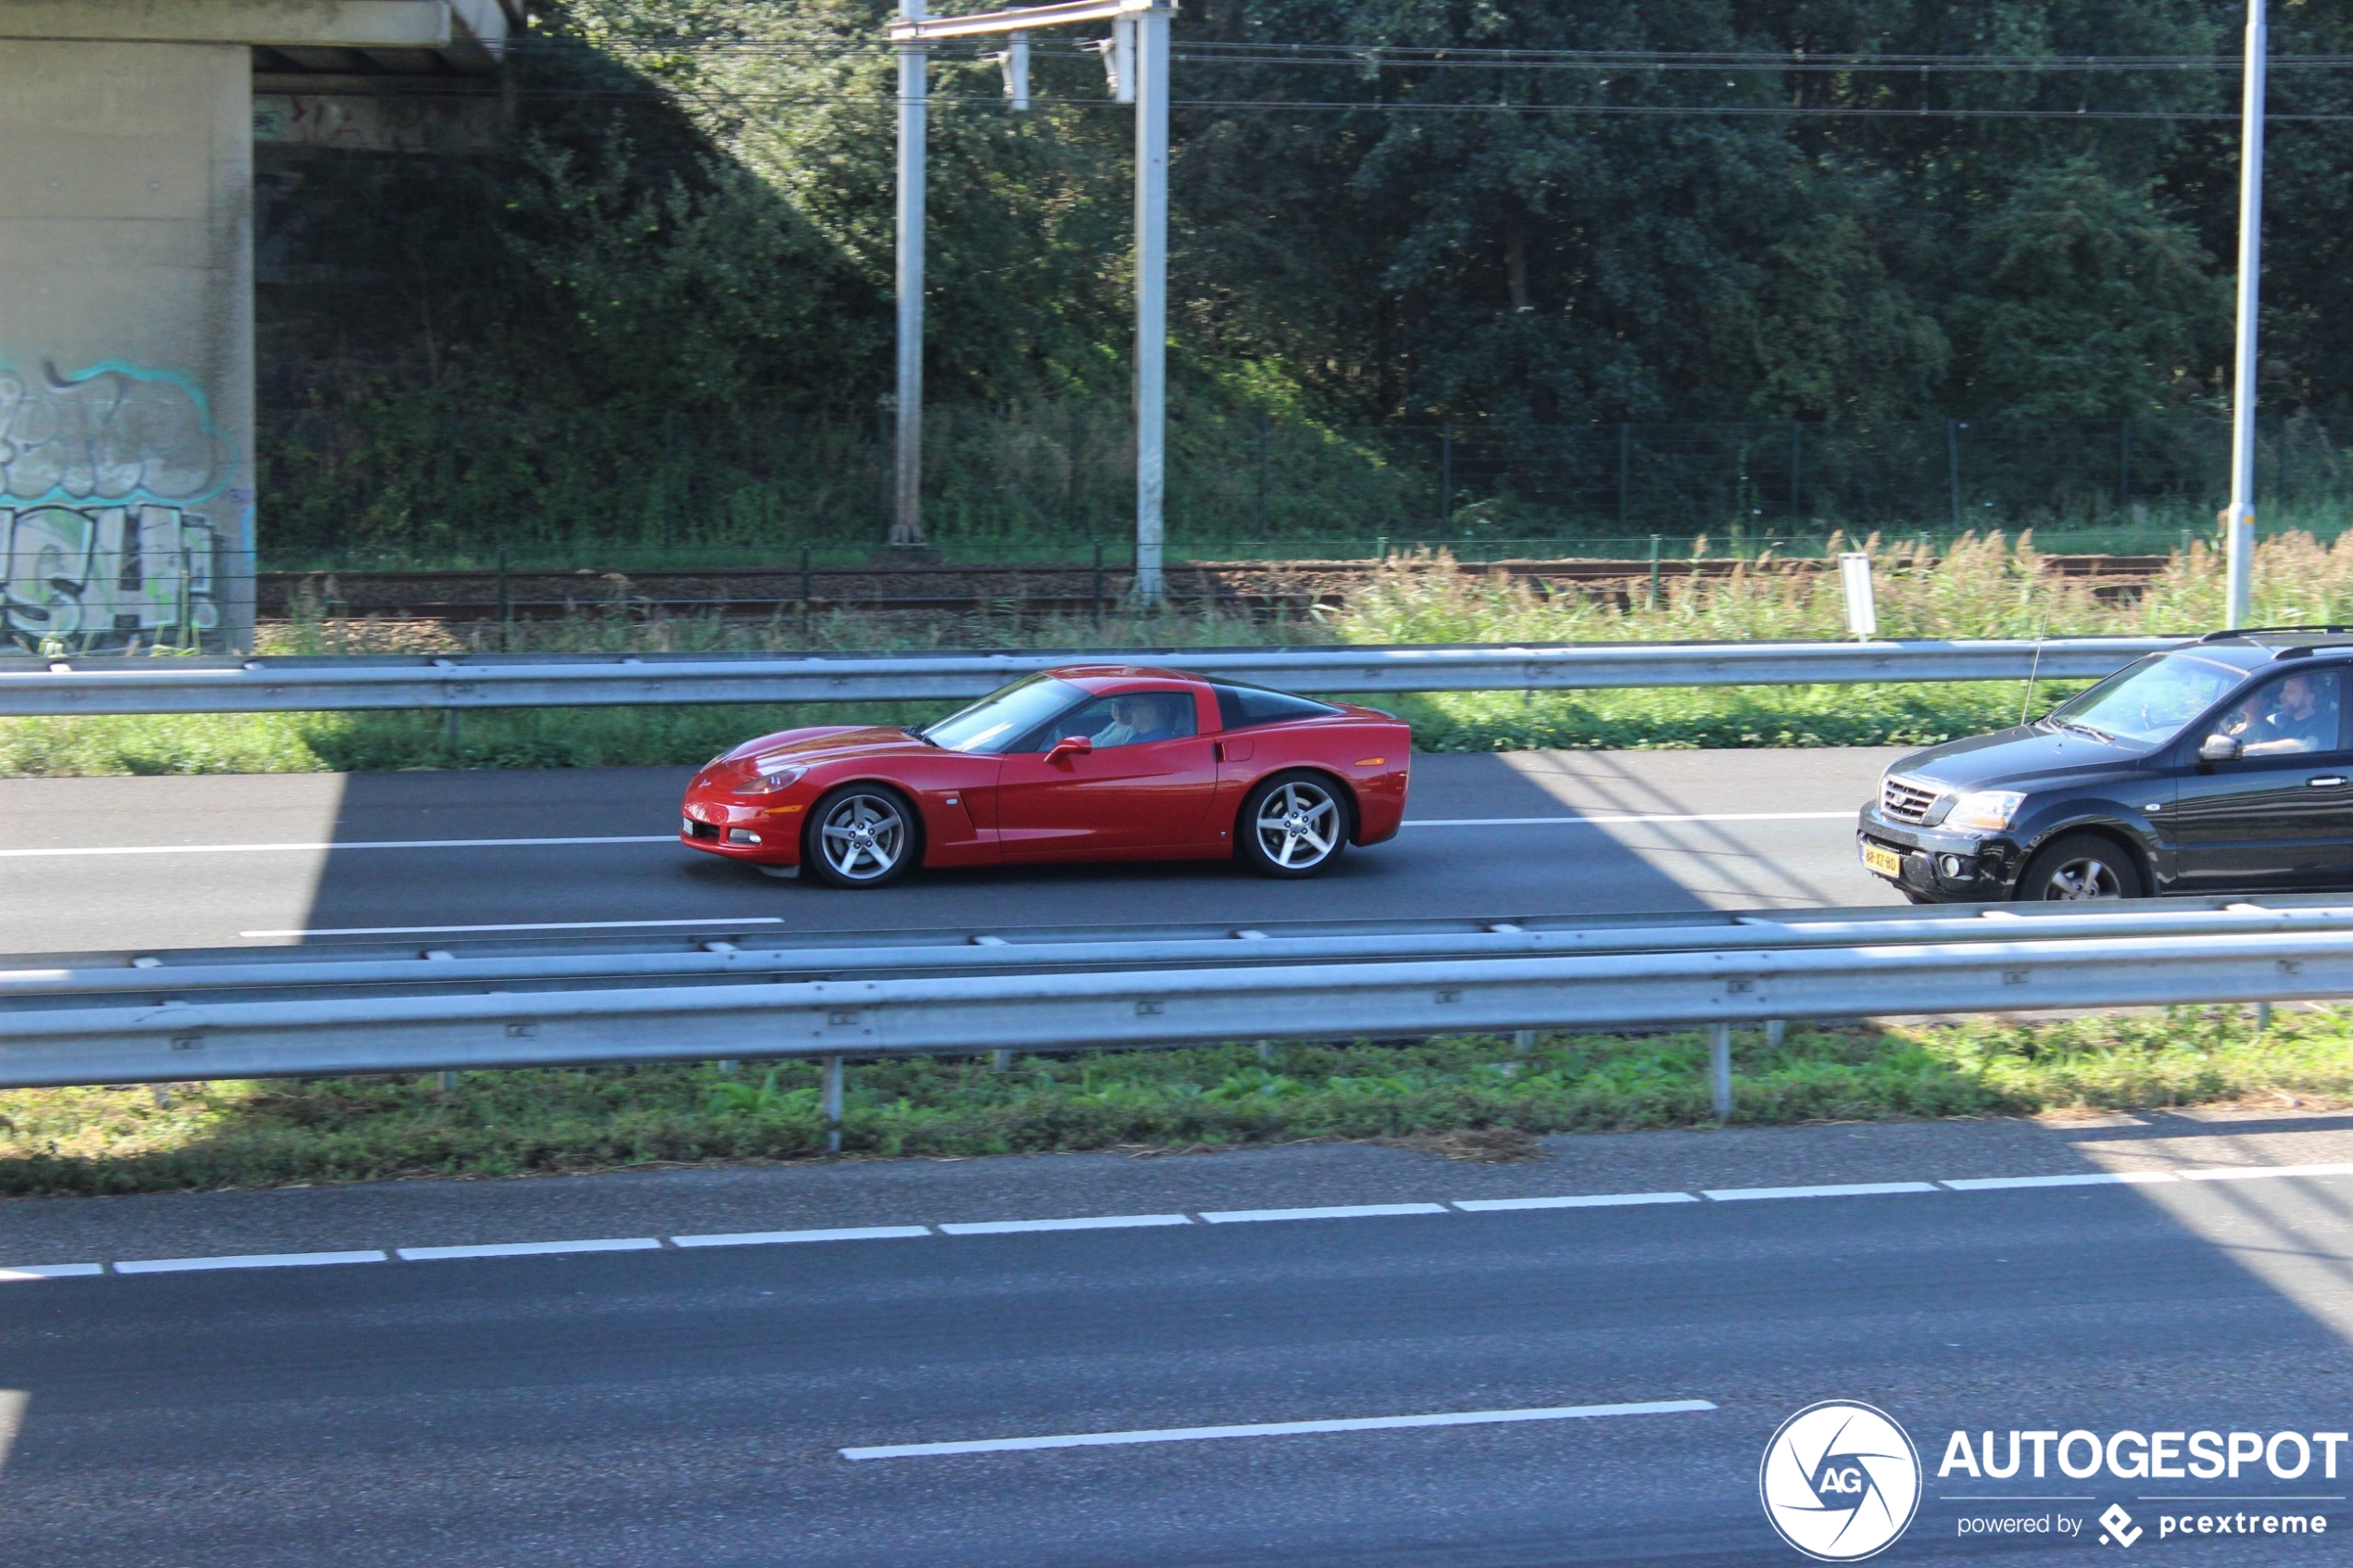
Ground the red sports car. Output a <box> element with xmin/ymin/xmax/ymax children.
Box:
<box><xmin>680</xmin><ymin>664</ymin><xmax>1412</xmax><ymax>887</ymax></box>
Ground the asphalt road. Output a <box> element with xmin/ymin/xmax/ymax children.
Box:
<box><xmin>0</xmin><ymin>747</ymin><xmax>1905</xmax><ymax>955</ymax></box>
<box><xmin>1</xmin><ymin>1116</ymin><xmax>2349</xmax><ymax>1567</ymax></box>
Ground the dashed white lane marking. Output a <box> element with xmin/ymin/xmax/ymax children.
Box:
<box><xmin>112</xmin><ymin>1249</ymin><xmax>388</xmax><ymax>1274</ymax></box>
<box><xmin>0</xmin><ymin>835</ymin><xmax>675</xmax><ymax>859</ymax></box>
<box><xmin>1201</xmin><ymin>1203</ymin><xmax>1450</xmax><ymax>1224</ymax></box>
<box><xmin>2176</xmin><ymin>1160</ymin><xmax>2353</xmax><ymax>1183</ymax></box>
<box><xmin>8</xmin><ymin>1164</ymin><xmax>2347</xmax><ymax>1282</ymax></box>
<box><xmin>1941</xmin><ymin>1172</ymin><xmax>2180</xmax><ymax>1191</ymax></box>
<box><xmin>1402</xmin><ymin>811</ymin><xmax>1852</xmax><ymax>828</ymax></box>
<box><xmin>1701</xmin><ymin>1181</ymin><xmax>1941</xmax><ymax>1202</ymax></box>
<box><xmin>939</xmin><ymin>1215</ymin><xmax>1192</xmax><ymax>1236</ymax></box>
<box><xmin>396</xmin><ymin>1237</ymin><xmax>661</xmax><ymax>1261</ymax></box>
<box><xmin>0</xmin><ymin>1263</ymin><xmax>102</xmax><ymax>1281</ymax></box>
<box><xmin>839</xmin><ymin>1398</ymin><xmax>1718</xmax><ymax>1461</ymax></box>
<box><xmin>673</xmin><ymin>1225</ymin><xmax>931</xmax><ymax>1248</ymax></box>
<box><xmin>243</xmin><ymin>916</ymin><xmax>786</xmax><ymax>938</ymax></box>
<box><xmin>1454</xmin><ymin>1192</ymin><xmax>1699</xmax><ymax>1212</ymax></box>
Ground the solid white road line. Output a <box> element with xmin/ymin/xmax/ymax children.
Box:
<box><xmin>243</xmin><ymin>916</ymin><xmax>786</xmax><ymax>937</ymax></box>
<box><xmin>112</xmin><ymin>1249</ymin><xmax>387</xmax><ymax>1274</ymax></box>
<box><xmin>396</xmin><ymin>1237</ymin><xmax>661</xmax><ymax>1261</ymax></box>
<box><xmin>839</xmin><ymin>1398</ymin><xmax>1718</xmax><ymax>1461</ymax></box>
<box><xmin>1454</xmin><ymin>1192</ymin><xmax>1700</xmax><ymax>1212</ymax></box>
<box><xmin>1941</xmin><ymin>1173</ymin><xmax>2180</xmax><ymax>1191</ymax></box>
<box><xmin>938</xmin><ymin>1214</ymin><xmax>1193</xmax><ymax>1236</ymax></box>
<box><xmin>1201</xmin><ymin>1202</ymin><xmax>1450</xmax><ymax>1224</ymax></box>
<box><xmin>0</xmin><ymin>1263</ymin><xmax>104</xmax><ymax>1282</ymax></box>
<box><xmin>1</xmin><ymin>818</ymin><xmax>1850</xmax><ymax>859</ymax></box>
<box><xmin>0</xmin><ymin>834</ymin><xmax>675</xmax><ymax>859</ymax></box>
<box><xmin>1402</xmin><ymin>811</ymin><xmax>1853</xmax><ymax>828</ymax></box>
<box><xmin>672</xmin><ymin>1225</ymin><xmax>931</xmax><ymax>1248</ymax></box>
<box><xmin>1702</xmin><ymin>1181</ymin><xmax>1941</xmax><ymax>1202</ymax></box>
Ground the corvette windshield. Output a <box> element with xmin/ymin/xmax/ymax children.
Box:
<box><xmin>920</xmin><ymin>675</ymin><xmax>1087</xmax><ymax>754</ymax></box>
<box><xmin>2042</xmin><ymin>651</ymin><xmax>2246</xmax><ymax>746</ymax></box>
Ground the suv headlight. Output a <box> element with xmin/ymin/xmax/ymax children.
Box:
<box><xmin>732</xmin><ymin>763</ymin><xmax>808</xmax><ymax>796</ymax></box>
<box><xmin>1945</xmin><ymin>789</ymin><xmax>2024</xmax><ymax>832</ymax></box>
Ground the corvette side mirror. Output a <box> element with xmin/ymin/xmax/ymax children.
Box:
<box><xmin>2197</xmin><ymin>733</ymin><xmax>2242</xmax><ymax>765</ymax></box>
<box><xmin>1045</xmin><ymin>734</ymin><xmax>1093</xmax><ymax>766</ymax></box>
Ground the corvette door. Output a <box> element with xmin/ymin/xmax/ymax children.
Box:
<box><xmin>993</xmin><ymin>690</ymin><xmax>1218</xmax><ymax>859</ymax></box>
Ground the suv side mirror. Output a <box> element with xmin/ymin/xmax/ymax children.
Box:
<box><xmin>1045</xmin><ymin>734</ymin><xmax>1093</xmax><ymax>766</ymax></box>
<box><xmin>2198</xmin><ymin>733</ymin><xmax>2242</xmax><ymax>764</ymax></box>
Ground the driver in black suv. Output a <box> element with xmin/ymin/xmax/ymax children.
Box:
<box><xmin>1857</xmin><ymin>627</ymin><xmax>2353</xmax><ymax>903</ymax></box>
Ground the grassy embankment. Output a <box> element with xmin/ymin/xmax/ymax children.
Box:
<box><xmin>1</xmin><ymin>1010</ymin><xmax>2343</xmax><ymax>1197</ymax></box>
<box><xmin>16</xmin><ymin>529</ymin><xmax>2353</xmax><ymax>777</ymax></box>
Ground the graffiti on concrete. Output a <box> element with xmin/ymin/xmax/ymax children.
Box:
<box><xmin>0</xmin><ymin>363</ymin><xmax>229</xmax><ymax>648</ymax></box>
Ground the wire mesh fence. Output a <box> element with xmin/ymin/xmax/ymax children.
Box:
<box><xmin>257</xmin><ymin>407</ymin><xmax>2353</xmax><ymax>573</ymax></box>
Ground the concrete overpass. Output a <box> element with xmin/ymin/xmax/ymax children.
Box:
<box><xmin>0</xmin><ymin>2</ymin><xmax>514</xmax><ymax>652</ymax></box>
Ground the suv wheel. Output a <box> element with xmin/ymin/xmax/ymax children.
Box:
<box><xmin>2015</xmin><ymin>834</ymin><xmax>2141</xmax><ymax>902</ymax></box>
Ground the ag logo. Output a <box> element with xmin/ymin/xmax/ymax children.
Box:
<box><xmin>1759</xmin><ymin>1400</ymin><xmax>1922</xmax><ymax>1562</ymax></box>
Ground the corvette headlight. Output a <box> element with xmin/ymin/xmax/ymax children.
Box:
<box><xmin>732</xmin><ymin>763</ymin><xmax>808</xmax><ymax>796</ymax></box>
<box><xmin>1945</xmin><ymin>789</ymin><xmax>2024</xmax><ymax>832</ymax></box>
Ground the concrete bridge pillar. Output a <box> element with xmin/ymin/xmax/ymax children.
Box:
<box><xmin>0</xmin><ymin>3</ymin><xmax>480</xmax><ymax>653</ymax></box>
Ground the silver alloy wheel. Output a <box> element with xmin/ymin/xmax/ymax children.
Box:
<box><xmin>2038</xmin><ymin>855</ymin><xmax>2122</xmax><ymax>900</ymax></box>
<box><xmin>1252</xmin><ymin>778</ymin><xmax>1340</xmax><ymax>870</ymax></box>
<box><xmin>817</xmin><ymin>791</ymin><xmax>906</xmax><ymax>883</ymax></box>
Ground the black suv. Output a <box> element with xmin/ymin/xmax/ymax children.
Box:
<box><xmin>1858</xmin><ymin>628</ymin><xmax>2353</xmax><ymax>902</ymax></box>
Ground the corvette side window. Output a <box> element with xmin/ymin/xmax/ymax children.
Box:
<box><xmin>1211</xmin><ymin>682</ymin><xmax>1341</xmax><ymax>731</ymax></box>
<box><xmin>1053</xmin><ymin>692</ymin><xmax>1199</xmax><ymax>750</ymax></box>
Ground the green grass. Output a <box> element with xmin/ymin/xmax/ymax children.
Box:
<box><xmin>19</xmin><ymin>528</ymin><xmax>2353</xmax><ymax>778</ymax></box>
<box><xmin>3</xmin><ymin>1010</ymin><xmax>2341</xmax><ymax>1197</ymax></box>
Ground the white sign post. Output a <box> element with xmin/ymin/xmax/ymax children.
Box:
<box><xmin>1837</xmin><ymin>552</ymin><xmax>1879</xmax><ymax>639</ymax></box>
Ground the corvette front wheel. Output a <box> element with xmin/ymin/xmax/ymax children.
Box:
<box><xmin>1239</xmin><ymin>771</ymin><xmax>1349</xmax><ymax>878</ymax></box>
<box><xmin>805</xmin><ymin>784</ymin><xmax>917</xmax><ymax>888</ymax></box>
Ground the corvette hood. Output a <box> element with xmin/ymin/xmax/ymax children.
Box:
<box><xmin>723</xmin><ymin>725</ymin><xmax>933</xmax><ymax>765</ymax></box>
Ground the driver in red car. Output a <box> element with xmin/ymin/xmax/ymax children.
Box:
<box><xmin>1090</xmin><ymin>694</ymin><xmax>1177</xmax><ymax>748</ymax></box>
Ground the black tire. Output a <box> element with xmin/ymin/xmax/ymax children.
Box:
<box><xmin>1237</xmin><ymin>771</ymin><xmax>1351</xmax><ymax>878</ymax></box>
<box><xmin>803</xmin><ymin>784</ymin><xmax>919</xmax><ymax>889</ymax></box>
<box><xmin>2014</xmin><ymin>833</ymin><xmax>2142</xmax><ymax>902</ymax></box>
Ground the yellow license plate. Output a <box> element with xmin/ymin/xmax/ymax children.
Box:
<box><xmin>1861</xmin><ymin>842</ymin><xmax>1905</xmax><ymax>879</ymax></box>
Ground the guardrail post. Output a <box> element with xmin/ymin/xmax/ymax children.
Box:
<box><xmin>1765</xmin><ymin>1020</ymin><xmax>1786</xmax><ymax>1047</ymax></box>
<box><xmin>1514</xmin><ymin>1029</ymin><xmax>1535</xmax><ymax>1057</ymax></box>
<box><xmin>800</xmin><ymin>546</ymin><xmax>813</xmax><ymax>639</ymax></box>
<box><xmin>1256</xmin><ymin>1040</ymin><xmax>1276</xmax><ymax>1064</ymax></box>
<box><xmin>824</xmin><ymin>1054</ymin><xmax>845</xmax><ymax>1153</ymax></box>
<box><xmin>2256</xmin><ymin>1001</ymin><xmax>2272</xmax><ymax>1034</ymax></box>
<box><xmin>715</xmin><ymin>1059</ymin><xmax>738</xmax><ymax>1077</ymax></box>
<box><xmin>436</xmin><ymin>1069</ymin><xmax>458</xmax><ymax>1092</ymax></box>
<box><xmin>1709</xmin><ymin>1023</ymin><xmax>1732</xmax><ymax>1123</ymax></box>
<box><xmin>991</xmin><ymin>1048</ymin><xmax>1013</xmax><ymax>1073</ymax></box>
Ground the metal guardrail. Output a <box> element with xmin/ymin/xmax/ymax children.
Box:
<box><xmin>3</xmin><ymin>897</ymin><xmax>2347</xmax><ymax>1088</ymax></box>
<box><xmin>0</xmin><ymin>636</ymin><xmax>2186</xmax><ymax>716</ymax></box>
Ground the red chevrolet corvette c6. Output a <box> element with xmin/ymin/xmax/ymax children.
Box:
<box><xmin>680</xmin><ymin>665</ymin><xmax>1411</xmax><ymax>887</ymax></box>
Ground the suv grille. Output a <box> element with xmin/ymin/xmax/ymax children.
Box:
<box><xmin>1881</xmin><ymin>775</ymin><xmax>1941</xmax><ymax>824</ymax></box>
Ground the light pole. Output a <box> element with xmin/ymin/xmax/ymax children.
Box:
<box><xmin>887</xmin><ymin>0</ymin><xmax>1176</xmax><ymax>603</ymax></box>
<box><xmin>892</xmin><ymin>2</ymin><xmax>928</xmax><ymax>548</ymax></box>
<box><xmin>2224</xmin><ymin>0</ymin><xmax>2267</xmax><ymax>628</ymax></box>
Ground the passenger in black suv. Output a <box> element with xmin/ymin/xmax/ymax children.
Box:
<box><xmin>1857</xmin><ymin>627</ymin><xmax>2353</xmax><ymax>902</ymax></box>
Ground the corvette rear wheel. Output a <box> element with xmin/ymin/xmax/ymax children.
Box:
<box><xmin>1239</xmin><ymin>771</ymin><xmax>1349</xmax><ymax>878</ymax></box>
<box><xmin>806</xmin><ymin>784</ymin><xmax>916</xmax><ymax>888</ymax></box>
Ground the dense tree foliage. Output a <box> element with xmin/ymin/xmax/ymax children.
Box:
<box><xmin>253</xmin><ymin>1</ymin><xmax>2353</xmax><ymax>554</ymax></box>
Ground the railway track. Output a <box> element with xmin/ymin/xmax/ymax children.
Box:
<box><xmin>258</xmin><ymin>554</ymin><xmax>2172</xmax><ymax>623</ymax></box>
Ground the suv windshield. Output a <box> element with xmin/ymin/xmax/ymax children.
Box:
<box><xmin>2043</xmin><ymin>651</ymin><xmax>2246</xmax><ymax>746</ymax></box>
<box><xmin>918</xmin><ymin>675</ymin><xmax>1086</xmax><ymax>754</ymax></box>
